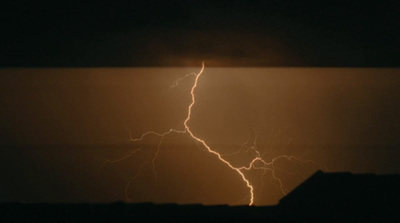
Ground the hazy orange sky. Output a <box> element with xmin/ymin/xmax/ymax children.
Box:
<box><xmin>0</xmin><ymin>67</ymin><xmax>399</xmax><ymax>205</ymax></box>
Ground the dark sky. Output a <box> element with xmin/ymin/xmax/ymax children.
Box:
<box><xmin>0</xmin><ymin>1</ymin><xmax>400</xmax><ymax>206</ymax></box>
<box><xmin>1</xmin><ymin>1</ymin><xmax>399</xmax><ymax>66</ymax></box>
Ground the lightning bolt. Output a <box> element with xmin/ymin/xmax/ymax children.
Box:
<box><xmin>108</xmin><ymin>62</ymin><xmax>322</xmax><ymax>206</ymax></box>
<box><xmin>182</xmin><ymin>63</ymin><xmax>255</xmax><ymax>205</ymax></box>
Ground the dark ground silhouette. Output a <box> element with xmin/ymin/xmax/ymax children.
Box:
<box><xmin>1</xmin><ymin>171</ymin><xmax>399</xmax><ymax>222</ymax></box>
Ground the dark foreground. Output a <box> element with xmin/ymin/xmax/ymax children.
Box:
<box><xmin>1</xmin><ymin>171</ymin><xmax>399</xmax><ymax>222</ymax></box>
<box><xmin>0</xmin><ymin>201</ymin><xmax>398</xmax><ymax>223</ymax></box>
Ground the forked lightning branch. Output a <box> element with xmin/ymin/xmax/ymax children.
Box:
<box><xmin>105</xmin><ymin>63</ymin><xmax>320</xmax><ymax>206</ymax></box>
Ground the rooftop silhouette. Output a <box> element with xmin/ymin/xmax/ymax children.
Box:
<box><xmin>278</xmin><ymin>170</ymin><xmax>400</xmax><ymax>220</ymax></box>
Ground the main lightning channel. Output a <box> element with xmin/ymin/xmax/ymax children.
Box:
<box><xmin>182</xmin><ymin>62</ymin><xmax>255</xmax><ymax>206</ymax></box>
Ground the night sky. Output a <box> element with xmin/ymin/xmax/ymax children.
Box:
<box><xmin>1</xmin><ymin>1</ymin><xmax>400</xmax><ymax>206</ymax></box>
<box><xmin>1</xmin><ymin>1</ymin><xmax>399</xmax><ymax>66</ymax></box>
